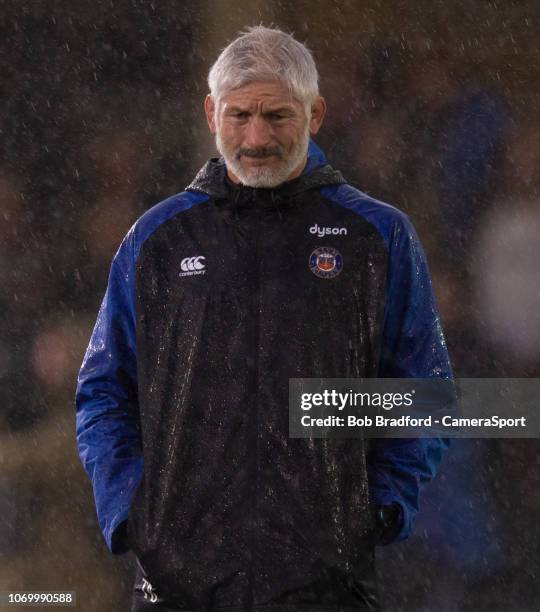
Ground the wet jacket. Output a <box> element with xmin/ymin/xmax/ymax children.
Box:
<box><xmin>76</xmin><ymin>140</ymin><xmax>451</xmax><ymax>611</ymax></box>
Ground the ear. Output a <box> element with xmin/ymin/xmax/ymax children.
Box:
<box><xmin>308</xmin><ymin>96</ymin><xmax>327</xmax><ymax>135</ymax></box>
<box><xmin>204</xmin><ymin>95</ymin><xmax>217</xmax><ymax>134</ymax></box>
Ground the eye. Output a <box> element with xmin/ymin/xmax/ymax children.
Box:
<box><xmin>234</xmin><ymin>112</ymin><xmax>249</xmax><ymax>119</ymax></box>
<box><xmin>268</xmin><ymin>113</ymin><xmax>285</xmax><ymax>121</ymax></box>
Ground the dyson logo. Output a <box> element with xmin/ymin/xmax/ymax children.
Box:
<box><xmin>310</xmin><ymin>224</ymin><xmax>348</xmax><ymax>237</ymax></box>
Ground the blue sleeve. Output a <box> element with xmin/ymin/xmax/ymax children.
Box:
<box><xmin>75</xmin><ymin>227</ymin><xmax>143</xmax><ymax>554</ymax></box>
<box><xmin>368</xmin><ymin>214</ymin><xmax>452</xmax><ymax>543</ymax></box>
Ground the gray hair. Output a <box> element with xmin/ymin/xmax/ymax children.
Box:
<box><xmin>208</xmin><ymin>26</ymin><xmax>319</xmax><ymax>106</ymax></box>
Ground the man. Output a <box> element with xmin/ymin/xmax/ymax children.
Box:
<box><xmin>76</xmin><ymin>26</ymin><xmax>451</xmax><ymax>611</ymax></box>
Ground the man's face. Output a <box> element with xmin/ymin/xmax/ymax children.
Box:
<box><xmin>205</xmin><ymin>81</ymin><xmax>326</xmax><ymax>188</ymax></box>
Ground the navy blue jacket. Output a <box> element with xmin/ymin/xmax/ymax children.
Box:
<box><xmin>76</xmin><ymin>140</ymin><xmax>451</xmax><ymax>610</ymax></box>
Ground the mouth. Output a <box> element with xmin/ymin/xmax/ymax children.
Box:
<box><xmin>237</xmin><ymin>149</ymin><xmax>282</xmax><ymax>161</ymax></box>
<box><xmin>242</xmin><ymin>154</ymin><xmax>278</xmax><ymax>164</ymax></box>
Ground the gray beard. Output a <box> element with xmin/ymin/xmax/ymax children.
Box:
<box><xmin>215</xmin><ymin>126</ymin><xmax>310</xmax><ymax>188</ymax></box>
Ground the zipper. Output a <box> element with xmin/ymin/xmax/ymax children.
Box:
<box><xmin>246</xmin><ymin>189</ymin><xmax>263</xmax><ymax>609</ymax></box>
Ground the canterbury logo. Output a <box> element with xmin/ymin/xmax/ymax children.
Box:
<box><xmin>141</xmin><ymin>577</ymin><xmax>158</xmax><ymax>603</ymax></box>
<box><xmin>179</xmin><ymin>256</ymin><xmax>206</xmax><ymax>277</ymax></box>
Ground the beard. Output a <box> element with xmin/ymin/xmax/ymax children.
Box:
<box><xmin>215</xmin><ymin>123</ymin><xmax>311</xmax><ymax>188</ymax></box>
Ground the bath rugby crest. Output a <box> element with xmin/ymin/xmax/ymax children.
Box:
<box><xmin>309</xmin><ymin>246</ymin><xmax>343</xmax><ymax>278</ymax></box>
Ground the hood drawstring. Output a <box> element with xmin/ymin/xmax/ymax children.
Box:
<box><xmin>228</xmin><ymin>185</ymin><xmax>285</xmax><ymax>222</ymax></box>
<box><xmin>232</xmin><ymin>188</ymin><xmax>241</xmax><ymax>221</ymax></box>
<box><xmin>271</xmin><ymin>191</ymin><xmax>284</xmax><ymax>222</ymax></box>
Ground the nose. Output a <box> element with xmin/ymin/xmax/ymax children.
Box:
<box><xmin>244</xmin><ymin>115</ymin><xmax>272</xmax><ymax>150</ymax></box>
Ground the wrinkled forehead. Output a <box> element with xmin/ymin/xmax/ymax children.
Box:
<box><xmin>216</xmin><ymin>79</ymin><xmax>305</xmax><ymax>109</ymax></box>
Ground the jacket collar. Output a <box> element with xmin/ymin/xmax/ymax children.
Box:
<box><xmin>186</xmin><ymin>139</ymin><xmax>345</xmax><ymax>200</ymax></box>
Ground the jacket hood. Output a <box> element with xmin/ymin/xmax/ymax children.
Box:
<box><xmin>186</xmin><ymin>139</ymin><xmax>345</xmax><ymax>200</ymax></box>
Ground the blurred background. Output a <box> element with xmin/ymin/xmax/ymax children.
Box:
<box><xmin>0</xmin><ymin>1</ymin><xmax>538</xmax><ymax>610</ymax></box>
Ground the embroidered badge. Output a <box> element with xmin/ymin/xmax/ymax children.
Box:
<box><xmin>309</xmin><ymin>247</ymin><xmax>343</xmax><ymax>278</ymax></box>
